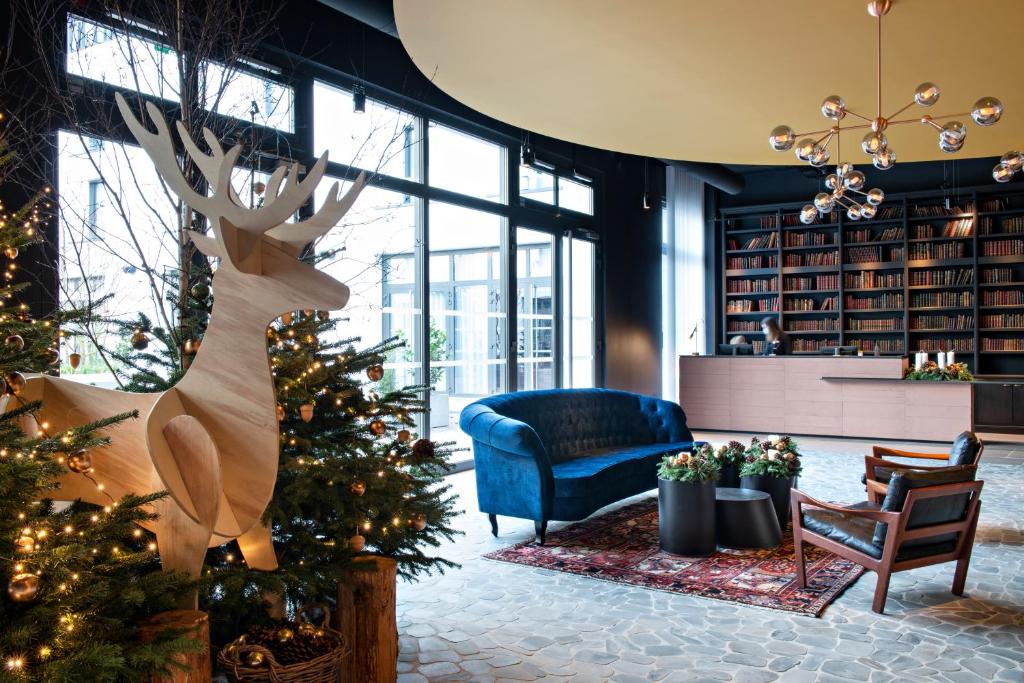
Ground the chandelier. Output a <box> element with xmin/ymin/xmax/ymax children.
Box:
<box><xmin>767</xmin><ymin>0</ymin><xmax>1005</xmax><ymax>224</ymax></box>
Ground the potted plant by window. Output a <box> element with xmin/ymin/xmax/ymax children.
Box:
<box><xmin>739</xmin><ymin>435</ymin><xmax>802</xmax><ymax>530</ymax></box>
<box><xmin>714</xmin><ymin>440</ymin><xmax>746</xmax><ymax>488</ymax></box>
<box><xmin>657</xmin><ymin>443</ymin><xmax>720</xmax><ymax>556</ymax></box>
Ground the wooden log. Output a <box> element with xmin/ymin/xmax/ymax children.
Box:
<box><xmin>336</xmin><ymin>556</ymin><xmax>398</xmax><ymax>683</ymax></box>
<box><xmin>137</xmin><ymin>610</ymin><xmax>212</xmax><ymax>683</ymax></box>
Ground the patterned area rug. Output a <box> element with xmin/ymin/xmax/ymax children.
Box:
<box><xmin>484</xmin><ymin>498</ymin><xmax>865</xmax><ymax>617</ymax></box>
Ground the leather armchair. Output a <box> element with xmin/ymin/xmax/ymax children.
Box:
<box><xmin>792</xmin><ymin>466</ymin><xmax>982</xmax><ymax>614</ymax></box>
<box><xmin>862</xmin><ymin>431</ymin><xmax>983</xmax><ymax>501</ymax></box>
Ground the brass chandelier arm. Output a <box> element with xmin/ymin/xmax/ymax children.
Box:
<box><xmin>885</xmin><ymin>100</ymin><xmax>916</xmax><ymax>121</ymax></box>
<box><xmin>842</xmin><ymin>109</ymin><xmax>874</xmax><ymax>123</ymax></box>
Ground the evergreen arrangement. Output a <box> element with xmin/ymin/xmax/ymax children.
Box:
<box><xmin>657</xmin><ymin>444</ymin><xmax>720</xmax><ymax>483</ymax></box>
<box><xmin>740</xmin><ymin>435</ymin><xmax>803</xmax><ymax>479</ymax></box>
<box><xmin>903</xmin><ymin>361</ymin><xmax>974</xmax><ymax>382</ymax></box>
<box><xmin>714</xmin><ymin>440</ymin><xmax>747</xmax><ymax>468</ymax></box>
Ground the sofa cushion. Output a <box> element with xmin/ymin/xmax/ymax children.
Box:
<box><xmin>551</xmin><ymin>441</ymin><xmax>695</xmax><ymax>498</ymax></box>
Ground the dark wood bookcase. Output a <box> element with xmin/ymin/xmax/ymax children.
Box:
<box><xmin>718</xmin><ymin>184</ymin><xmax>1024</xmax><ymax>375</ymax></box>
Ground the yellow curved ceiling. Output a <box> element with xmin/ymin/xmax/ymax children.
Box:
<box><xmin>394</xmin><ymin>0</ymin><xmax>1024</xmax><ymax>165</ymax></box>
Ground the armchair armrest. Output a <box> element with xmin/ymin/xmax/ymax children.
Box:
<box><xmin>872</xmin><ymin>445</ymin><xmax>949</xmax><ymax>461</ymax></box>
<box><xmin>791</xmin><ymin>488</ymin><xmax>901</xmax><ymax>524</ymax></box>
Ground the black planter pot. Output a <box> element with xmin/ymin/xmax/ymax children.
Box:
<box><xmin>658</xmin><ymin>478</ymin><xmax>716</xmax><ymax>556</ymax></box>
<box><xmin>740</xmin><ymin>474</ymin><xmax>797</xmax><ymax>530</ymax></box>
<box><xmin>717</xmin><ymin>463</ymin><xmax>740</xmax><ymax>489</ymax></box>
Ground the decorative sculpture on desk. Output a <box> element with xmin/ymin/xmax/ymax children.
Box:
<box><xmin>6</xmin><ymin>94</ymin><xmax>366</xmax><ymax>591</ymax></box>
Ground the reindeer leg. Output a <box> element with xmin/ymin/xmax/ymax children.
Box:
<box><xmin>153</xmin><ymin>499</ymin><xmax>213</xmax><ymax>609</ymax></box>
<box><xmin>237</xmin><ymin>522</ymin><xmax>284</xmax><ymax>618</ymax></box>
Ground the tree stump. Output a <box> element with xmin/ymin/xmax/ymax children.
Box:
<box><xmin>336</xmin><ymin>556</ymin><xmax>398</xmax><ymax>683</ymax></box>
<box><xmin>138</xmin><ymin>610</ymin><xmax>212</xmax><ymax>683</ymax></box>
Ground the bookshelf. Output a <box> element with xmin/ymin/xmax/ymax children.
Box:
<box><xmin>718</xmin><ymin>185</ymin><xmax>1024</xmax><ymax>375</ymax></box>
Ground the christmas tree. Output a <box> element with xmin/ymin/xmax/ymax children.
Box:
<box><xmin>0</xmin><ymin>141</ymin><xmax>196</xmax><ymax>681</ymax></box>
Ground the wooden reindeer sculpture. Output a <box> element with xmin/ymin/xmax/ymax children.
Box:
<box><xmin>13</xmin><ymin>93</ymin><xmax>366</xmax><ymax>589</ymax></box>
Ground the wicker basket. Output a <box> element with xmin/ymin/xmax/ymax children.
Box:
<box><xmin>218</xmin><ymin>604</ymin><xmax>348</xmax><ymax>683</ymax></box>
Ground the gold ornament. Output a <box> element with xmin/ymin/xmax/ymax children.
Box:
<box><xmin>244</xmin><ymin>650</ymin><xmax>266</xmax><ymax>667</ymax></box>
<box><xmin>42</xmin><ymin>347</ymin><xmax>59</xmax><ymax>365</ymax></box>
<box><xmin>190</xmin><ymin>282</ymin><xmax>210</xmax><ymax>300</ymax></box>
<box><xmin>69</xmin><ymin>352</ymin><xmax>81</xmax><ymax>369</ymax></box>
<box><xmin>130</xmin><ymin>330</ymin><xmax>150</xmax><ymax>350</ymax></box>
<box><xmin>350</xmin><ymin>480</ymin><xmax>366</xmax><ymax>496</ymax></box>
<box><xmin>281</xmin><ymin>311</ymin><xmax>294</xmax><ymax>326</ymax></box>
<box><xmin>297</xmin><ymin>622</ymin><xmax>316</xmax><ymax>636</ymax></box>
<box><xmin>369</xmin><ymin>419</ymin><xmax>386</xmax><ymax>436</ymax></box>
<box><xmin>397</xmin><ymin>429</ymin><xmax>411</xmax><ymax>443</ymax></box>
<box><xmin>349</xmin><ymin>534</ymin><xmax>366</xmax><ymax>552</ymax></box>
<box><xmin>317</xmin><ymin>311</ymin><xmax>329</xmax><ymax>321</ymax></box>
<box><xmin>300</xmin><ymin>403</ymin><xmax>315</xmax><ymax>422</ymax></box>
<box><xmin>184</xmin><ymin>339</ymin><xmax>201</xmax><ymax>354</ymax></box>
<box><xmin>4</xmin><ymin>246</ymin><xmax>18</xmax><ymax>259</ymax></box>
<box><xmin>7</xmin><ymin>573</ymin><xmax>39</xmax><ymax>602</ymax></box>
<box><xmin>17</xmin><ymin>534</ymin><xmax>35</xmax><ymax>553</ymax></box>
<box><xmin>5</xmin><ymin>334</ymin><xmax>24</xmax><ymax>351</ymax></box>
<box><xmin>275</xmin><ymin>404</ymin><xmax>285</xmax><ymax>421</ymax></box>
<box><xmin>302</xmin><ymin>308</ymin><xmax>314</xmax><ymax>317</ymax></box>
<box><xmin>276</xmin><ymin>627</ymin><xmax>295</xmax><ymax>643</ymax></box>
<box><xmin>67</xmin><ymin>450</ymin><xmax>92</xmax><ymax>474</ymax></box>
<box><xmin>366</xmin><ymin>364</ymin><xmax>385</xmax><ymax>382</ymax></box>
<box><xmin>6</xmin><ymin>372</ymin><xmax>26</xmax><ymax>395</ymax></box>
<box><xmin>411</xmin><ymin>513</ymin><xmax>428</xmax><ymax>531</ymax></box>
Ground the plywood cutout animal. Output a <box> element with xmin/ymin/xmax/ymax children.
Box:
<box><xmin>7</xmin><ymin>93</ymin><xmax>366</xmax><ymax>594</ymax></box>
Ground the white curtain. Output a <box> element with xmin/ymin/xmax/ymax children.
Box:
<box><xmin>662</xmin><ymin>167</ymin><xmax>706</xmax><ymax>400</ymax></box>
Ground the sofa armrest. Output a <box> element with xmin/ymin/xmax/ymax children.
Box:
<box><xmin>459</xmin><ymin>404</ymin><xmax>548</xmax><ymax>459</ymax></box>
<box><xmin>641</xmin><ymin>397</ymin><xmax>695</xmax><ymax>443</ymax></box>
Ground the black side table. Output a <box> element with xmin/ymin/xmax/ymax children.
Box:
<box><xmin>715</xmin><ymin>487</ymin><xmax>783</xmax><ymax>549</ymax></box>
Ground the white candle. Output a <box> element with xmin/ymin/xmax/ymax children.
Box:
<box><xmin>938</xmin><ymin>352</ymin><xmax>947</xmax><ymax>370</ymax></box>
<box><xmin>947</xmin><ymin>351</ymin><xmax>955</xmax><ymax>366</ymax></box>
<box><xmin>915</xmin><ymin>352</ymin><xmax>924</xmax><ymax>370</ymax></box>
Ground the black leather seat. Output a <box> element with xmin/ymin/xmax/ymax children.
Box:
<box><xmin>860</xmin><ymin>431</ymin><xmax>982</xmax><ymax>486</ymax></box>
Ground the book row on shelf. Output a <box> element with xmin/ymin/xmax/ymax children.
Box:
<box><xmin>728</xmin><ymin>233</ymin><xmax>778</xmax><ymax>250</ymax></box>
<box><xmin>785</xmin><ymin>251</ymin><xmax>839</xmax><ymax>267</ymax></box>
<box><xmin>978</xmin><ymin>216</ymin><xmax>1024</xmax><ymax>234</ymax></box>
<box><xmin>846</xmin><ymin>293</ymin><xmax>904</xmax><ymax>309</ymax></box>
<box><xmin>845</xmin><ymin>271</ymin><xmax>903</xmax><ymax>289</ymax></box>
<box><xmin>727</xmin><ymin>321</ymin><xmax>761</xmax><ymax>332</ymax></box>
<box><xmin>727</xmin><ymin>254</ymin><xmax>777</xmax><ymax>269</ymax></box>
<box><xmin>793</xmin><ymin>338</ymin><xmax>840</xmax><ymax>352</ymax></box>
<box><xmin>856</xmin><ymin>339</ymin><xmax>903</xmax><ymax>354</ymax></box>
<box><xmin>847</xmin><ymin>226</ymin><xmax>904</xmax><ymax>243</ymax></box>
<box><xmin>912</xmin><ymin>219</ymin><xmax>974</xmax><ymax>239</ymax></box>
<box><xmin>917</xmin><ymin>338</ymin><xmax>974</xmax><ymax>352</ymax></box>
<box><xmin>727</xmin><ymin>277</ymin><xmax>777</xmax><ymax>293</ymax></box>
<box><xmin>981</xmin><ymin>267</ymin><xmax>1018</xmax><ymax>283</ymax></box>
<box><xmin>981</xmin><ymin>338</ymin><xmax>1024</xmax><ymax>352</ymax></box>
<box><xmin>910</xmin><ymin>291</ymin><xmax>973</xmax><ymax>308</ymax></box>
<box><xmin>982</xmin><ymin>290</ymin><xmax>1023</xmax><ymax>306</ymax></box>
<box><xmin>787</xmin><ymin>318</ymin><xmax>841</xmax><ymax>331</ymax></box>
<box><xmin>785</xmin><ymin>274</ymin><xmax>839</xmax><ymax>291</ymax></box>
<box><xmin>848</xmin><ymin>318</ymin><xmax>903</xmax><ymax>331</ymax></box>
<box><xmin>752</xmin><ymin>340</ymin><xmax>768</xmax><ymax>353</ymax></box>
<box><xmin>980</xmin><ymin>313</ymin><xmax>1024</xmax><ymax>328</ymax></box>
<box><xmin>911</xmin><ymin>314</ymin><xmax>974</xmax><ymax>330</ymax></box>
<box><xmin>978</xmin><ymin>198</ymin><xmax>1004</xmax><ymax>212</ymax></box>
<box><xmin>727</xmin><ymin>297</ymin><xmax>778</xmax><ymax>313</ymax></box>
<box><xmin>786</xmin><ymin>296</ymin><xmax>837</xmax><ymax>312</ymax></box>
<box><xmin>909</xmin><ymin>268</ymin><xmax>974</xmax><ymax>286</ymax></box>
<box><xmin>908</xmin><ymin>242</ymin><xmax>966</xmax><ymax>260</ymax></box>
<box><xmin>911</xmin><ymin>203</ymin><xmax>974</xmax><ymax>218</ymax></box>
<box><xmin>784</xmin><ymin>231</ymin><xmax>836</xmax><ymax>247</ymax></box>
<box><xmin>847</xmin><ymin>245</ymin><xmax>904</xmax><ymax>264</ymax></box>
<box><xmin>981</xmin><ymin>239</ymin><xmax>1024</xmax><ymax>256</ymax></box>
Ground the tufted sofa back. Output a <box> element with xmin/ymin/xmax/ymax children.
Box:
<box><xmin>468</xmin><ymin>389</ymin><xmax>690</xmax><ymax>463</ymax></box>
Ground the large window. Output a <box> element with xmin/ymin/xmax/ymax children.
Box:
<box><xmin>517</xmin><ymin>229</ymin><xmax>555</xmax><ymax>390</ymax></box>
<box><xmin>565</xmin><ymin>237</ymin><xmax>597</xmax><ymax>388</ymax></box>
<box><xmin>428</xmin><ymin>123</ymin><xmax>506</xmax><ymax>203</ymax></box>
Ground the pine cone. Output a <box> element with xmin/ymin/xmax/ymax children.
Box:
<box><xmin>412</xmin><ymin>439</ymin><xmax>435</xmax><ymax>460</ymax></box>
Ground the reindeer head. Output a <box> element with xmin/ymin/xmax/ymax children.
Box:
<box><xmin>114</xmin><ymin>93</ymin><xmax>366</xmax><ymax>317</ymax></box>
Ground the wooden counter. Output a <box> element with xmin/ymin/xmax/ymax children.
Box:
<box><xmin>678</xmin><ymin>355</ymin><xmax>973</xmax><ymax>442</ymax></box>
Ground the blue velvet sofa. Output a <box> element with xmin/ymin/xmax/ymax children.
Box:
<box><xmin>459</xmin><ymin>388</ymin><xmax>698</xmax><ymax>543</ymax></box>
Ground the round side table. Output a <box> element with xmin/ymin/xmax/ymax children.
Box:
<box><xmin>715</xmin><ymin>487</ymin><xmax>783</xmax><ymax>549</ymax></box>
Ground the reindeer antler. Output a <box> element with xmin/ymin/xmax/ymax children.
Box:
<box><xmin>115</xmin><ymin>93</ymin><xmax>366</xmax><ymax>271</ymax></box>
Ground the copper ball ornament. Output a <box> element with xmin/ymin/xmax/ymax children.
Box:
<box><xmin>244</xmin><ymin>650</ymin><xmax>266</xmax><ymax>667</ymax></box>
<box><xmin>299</xmin><ymin>403</ymin><xmax>315</xmax><ymax>423</ymax></box>
<box><xmin>276</xmin><ymin>404</ymin><xmax>285</xmax><ymax>421</ymax></box>
<box><xmin>349</xmin><ymin>534</ymin><xmax>366</xmax><ymax>552</ymax></box>
<box><xmin>130</xmin><ymin>330</ymin><xmax>150</xmax><ymax>350</ymax></box>
<box><xmin>67</xmin><ymin>450</ymin><xmax>92</xmax><ymax>474</ymax></box>
<box><xmin>397</xmin><ymin>429</ymin><xmax>412</xmax><ymax>443</ymax></box>
<box><xmin>369</xmin><ymin>419</ymin><xmax>386</xmax><ymax>436</ymax></box>
<box><xmin>281</xmin><ymin>311</ymin><xmax>294</xmax><ymax>326</ymax></box>
<box><xmin>69</xmin><ymin>352</ymin><xmax>81</xmax><ymax>369</ymax></box>
<box><xmin>189</xmin><ymin>282</ymin><xmax>210</xmax><ymax>300</ymax></box>
<box><xmin>317</xmin><ymin>310</ymin><xmax>329</xmax><ymax>321</ymax></box>
<box><xmin>6</xmin><ymin>372</ymin><xmax>26</xmax><ymax>395</ymax></box>
<box><xmin>7</xmin><ymin>573</ymin><xmax>39</xmax><ymax>602</ymax></box>
<box><xmin>276</xmin><ymin>627</ymin><xmax>295</xmax><ymax>643</ymax></box>
<box><xmin>350</xmin><ymin>480</ymin><xmax>366</xmax><ymax>496</ymax></box>
<box><xmin>42</xmin><ymin>347</ymin><xmax>59</xmax><ymax>365</ymax></box>
<box><xmin>366</xmin><ymin>364</ymin><xmax>384</xmax><ymax>382</ymax></box>
<box><xmin>5</xmin><ymin>334</ymin><xmax>24</xmax><ymax>351</ymax></box>
<box><xmin>16</xmin><ymin>534</ymin><xmax>35</xmax><ymax>553</ymax></box>
<box><xmin>411</xmin><ymin>513</ymin><xmax>428</xmax><ymax>531</ymax></box>
<box><xmin>4</xmin><ymin>246</ymin><xmax>18</xmax><ymax>259</ymax></box>
<box><xmin>184</xmin><ymin>339</ymin><xmax>201</xmax><ymax>355</ymax></box>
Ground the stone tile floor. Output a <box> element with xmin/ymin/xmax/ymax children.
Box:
<box><xmin>397</xmin><ymin>433</ymin><xmax>1024</xmax><ymax>682</ymax></box>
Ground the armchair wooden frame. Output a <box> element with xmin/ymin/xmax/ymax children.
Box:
<box><xmin>865</xmin><ymin>441</ymin><xmax>985</xmax><ymax>503</ymax></box>
<box><xmin>791</xmin><ymin>480</ymin><xmax>983</xmax><ymax>614</ymax></box>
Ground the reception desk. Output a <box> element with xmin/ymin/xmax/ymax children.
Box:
<box><xmin>678</xmin><ymin>355</ymin><xmax>973</xmax><ymax>442</ymax></box>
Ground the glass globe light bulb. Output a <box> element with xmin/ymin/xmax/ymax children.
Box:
<box><xmin>844</xmin><ymin>170</ymin><xmax>866</xmax><ymax>191</ymax></box>
<box><xmin>800</xmin><ymin>204</ymin><xmax>818</xmax><ymax>224</ymax></box>
<box><xmin>861</xmin><ymin>131</ymin><xmax>887</xmax><ymax>156</ymax></box>
<box><xmin>866</xmin><ymin>188</ymin><xmax>885</xmax><ymax>206</ymax></box>
<box><xmin>809</xmin><ymin>147</ymin><xmax>831</xmax><ymax>167</ymax></box>
<box><xmin>821</xmin><ymin>95</ymin><xmax>846</xmax><ymax>120</ymax></box>
<box><xmin>1000</xmin><ymin>150</ymin><xmax>1024</xmax><ymax>173</ymax></box>
<box><xmin>795</xmin><ymin>138</ymin><xmax>817</xmax><ymax>161</ymax></box>
<box><xmin>993</xmin><ymin>162</ymin><xmax>1015</xmax><ymax>183</ymax></box>
<box><xmin>847</xmin><ymin>205</ymin><xmax>862</xmax><ymax>221</ymax></box>
<box><xmin>769</xmin><ymin>125</ymin><xmax>796</xmax><ymax>152</ymax></box>
<box><xmin>939</xmin><ymin>136</ymin><xmax>965</xmax><ymax>154</ymax></box>
<box><xmin>824</xmin><ymin>173</ymin><xmax>840</xmax><ymax>190</ymax></box>
<box><xmin>971</xmin><ymin>96</ymin><xmax>1003</xmax><ymax>126</ymax></box>
<box><xmin>860</xmin><ymin>203</ymin><xmax>877</xmax><ymax>219</ymax></box>
<box><xmin>939</xmin><ymin>121</ymin><xmax>966</xmax><ymax>146</ymax></box>
<box><xmin>836</xmin><ymin>161</ymin><xmax>853</xmax><ymax>177</ymax></box>
<box><xmin>813</xmin><ymin>192</ymin><xmax>835</xmax><ymax>213</ymax></box>
<box><xmin>872</xmin><ymin>149</ymin><xmax>896</xmax><ymax>170</ymax></box>
<box><xmin>914</xmin><ymin>82</ymin><xmax>941</xmax><ymax>107</ymax></box>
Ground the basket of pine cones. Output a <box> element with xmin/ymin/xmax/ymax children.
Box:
<box><xmin>218</xmin><ymin>604</ymin><xmax>348</xmax><ymax>682</ymax></box>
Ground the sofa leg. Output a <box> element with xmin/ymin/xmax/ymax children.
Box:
<box><xmin>534</xmin><ymin>520</ymin><xmax>547</xmax><ymax>545</ymax></box>
<box><xmin>488</xmin><ymin>514</ymin><xmax>498</xmax><ymax>537</ymax></box>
